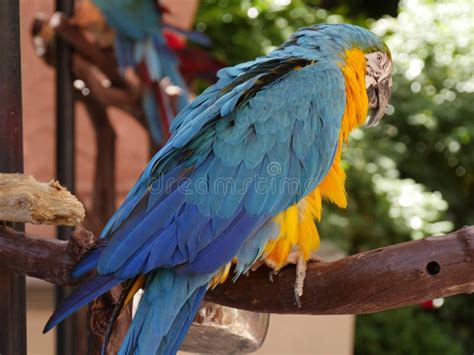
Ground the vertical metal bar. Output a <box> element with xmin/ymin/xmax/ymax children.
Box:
<box><xmin>55</xmin><ymin>1</ymin><xmax>77</xmax><ymax>354</ymax></box>
<box><xmin>0</xmin><ymin>1</ymin><xmax>27</xmax><ymax>355</ymax></box>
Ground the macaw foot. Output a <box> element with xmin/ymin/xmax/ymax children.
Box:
<box><xmin>249</xmin><ymin>260</ymin><xmax>277</xmax><ymax>282</ymax></box>
<box><xmin>284</xmin><ymin>252</ymin><xmax>323</xmax><ymax>308</ymax></box>
<box><xmin>250</xmin><ymin>259</ymin><xmax>265</xmax><ymax>272</ymax></box>
<box><xmin>251</xmin><ymin>252</ymin><xmax>322</xmax><ymax>305</ymax></box>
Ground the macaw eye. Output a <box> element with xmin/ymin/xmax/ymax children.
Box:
<box><xmin>377</xmin><ymin>53</ymin><xmax>383</xmax><ymax>64</ymax></box>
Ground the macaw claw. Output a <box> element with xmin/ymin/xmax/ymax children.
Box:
<box><xmin>285</xmin><ymin>252</ymin><xmax>323</xmax><ymax>308</ymax></box>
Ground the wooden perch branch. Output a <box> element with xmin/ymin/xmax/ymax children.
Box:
<box><xmin>0</xmin><ymin>173</ymin><xmax>85</xmax><ymax>226</ymax></box>
<box><xmin>72</xmin><ymin>55</ymin><xmax>144</xmax><ymax>121</ymax></box>
<box><xmin>0</xmin><ymin>224</ymin><xmax>472</xmax><ymax>314</ymax></box>
<box><xmin>31</xmin><ymin>14</ymin><xmax>146</xmax><ymax>124</ymax></box>
<box><xmin>207</xmin><ymin>226</ymin><xmax>474</xmax><ymax>314</ymax></box>
<box><xmin>0</xmin><ymin>227</ymin><xmax>94</xmax><ymax>285</ymax></box>
<box><xmin>51</xmin><ymin>12</ymin><xmax>124</xmax><ymax>87</ymax></box>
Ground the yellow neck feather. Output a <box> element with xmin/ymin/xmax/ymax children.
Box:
<box><xmin>263</xmin><ymin>49</ymin><xmax>370</xmax><ymax>269</ymax></box>
<box><xmin>316</xmin><ymin>48</ymin><xmax>369</xmax><ymax>208</ymax></box>
<box><xmin>339</xmin><ymin>48</ymin><xmax>370</xmax><ymax>140</ymax></box>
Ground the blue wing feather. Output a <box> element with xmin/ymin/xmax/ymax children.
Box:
<box><xmin>234</xmin><ymin>220</ymin><xmax>280</xmax><ymax>277</ymax></box>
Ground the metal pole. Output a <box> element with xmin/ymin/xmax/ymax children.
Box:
<box><xmin>0</xmin><ymin>1</ymin><xmax>27</xmax><ymax>354</ymax></box>
<box><xmin>55</xmin><ymin>0</ymin><xmax>77</xmax><ymax>354</ymax></box>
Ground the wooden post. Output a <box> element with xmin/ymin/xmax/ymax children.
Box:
<box><xmin>54</xmin><ymin>1</ymin><xmax>81</xmax><ymax>354</ymax></box>
<box><xmin>0</xmin><ymin>1</ymin><xmax>27</xmax><ymax>354</ymax></box>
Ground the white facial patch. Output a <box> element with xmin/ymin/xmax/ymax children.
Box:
<box><xmin>364</xmin><ymin>52</ymin><xmax>392</xmax><ymax>89</ymax></box>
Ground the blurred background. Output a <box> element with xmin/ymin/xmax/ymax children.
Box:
<box><xmin>20</xmin><ymin>0</ymin><xmax>473</xmax><ymax>354</ymax></box>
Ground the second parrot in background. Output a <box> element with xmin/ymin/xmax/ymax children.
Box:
<box><xmin>90</xmin><ymin>0</ymin><xmax>189</xmax><ymax>146</ymax></box>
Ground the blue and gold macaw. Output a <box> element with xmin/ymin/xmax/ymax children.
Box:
<box><xmin>91</xmin><ymin>0</ymin><xmax>189</xmax><ymax>145</ymax></box>
<box><xmin>45</xmin><ymin>24</ymin><xmax>392</xmax><ymax>354</ymax></box>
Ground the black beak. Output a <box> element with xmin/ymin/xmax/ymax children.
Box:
<box><xmin>366</xmin><ymin>77</ymin><xmax>392</xmax><ymax>127</ymax></box>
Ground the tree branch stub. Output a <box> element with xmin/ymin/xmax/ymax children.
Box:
<box><xmin>0</xmin><ymin>226</ymin><xmax>94</xmax><ymax>285</ymax></box>
<box><xmin>0</xmin><ymin>173</ymin><xmax>85</xmax><ymax>226</ymax></box>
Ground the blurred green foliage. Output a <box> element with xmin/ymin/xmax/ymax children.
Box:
<box><xmin>355</xmin><ymin>306</ymin><xmax>465</xmax><ymax>355</ymax></box>
<box><xmin>196</xmin><ymin>0</ymin><xmax>332</xmax><ymax>64</ymax></box>
<box><xmin>196</xmin><ymin>0</ymin><xmax>473</xmax><ymax>353</ymax></box>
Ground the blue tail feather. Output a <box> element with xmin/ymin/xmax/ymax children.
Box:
<box><xmin>118</xmin><ymin>271</ymin><xmax>211</xmax><ymax>354</ymax></box>
<box><xmin>163</xmin><ymin>285</ymin><xmax>207</xmax><ymax>354</ymax></box>
<box><xmin>43</xmin><ymin>275</ymin><xmax>120</xmax><ymax>333</ymax></box>
<box><xmin>143</xmin><ymin>88</ymin><xmax>165</xmax><ymax>144</ymax></box>
<box><xmin>114</xmin><ymin>35</ymin><xmax>134</xmax><ymax>71</ymax></box>
<box><xmin>162</xmin><ymin>24</ymin><xmax>212</xmax><ymax>47</ymax></box>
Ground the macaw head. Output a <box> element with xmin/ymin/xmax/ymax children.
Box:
<box><xmin>284</xmin><ymin>24</ymin><xmax>393</xmax><ymax>127</ymax></box>
<box><xmin>359</xmin><ymin>36</ymin><xmax>392</xmax><ymax>127</ymax></box>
